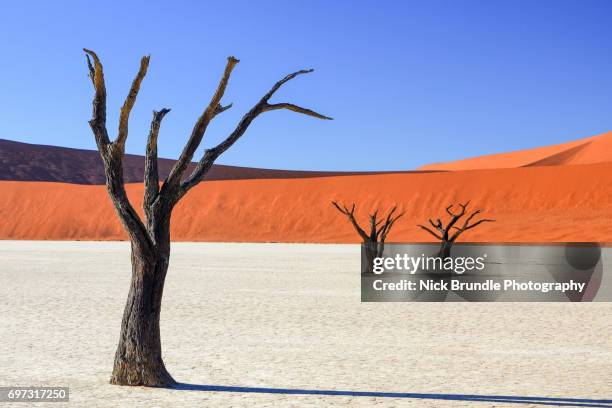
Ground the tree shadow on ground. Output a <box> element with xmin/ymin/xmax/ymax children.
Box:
<box><xmin>170</xmin><ymin>384</ymin><xmax>612</xmax><ymax>407</ymax></box>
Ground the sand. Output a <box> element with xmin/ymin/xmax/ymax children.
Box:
<box><xmin>0</xmin><ymin>241</ymin><xmax>610</xmax><ymax>407</ymax></box>
<box><xmin>419</xmin><ymin>131</ymin><xmax>612</xmax><ymax>171</ymax></box>
<box><xmin>2</xmin><ymin>158</ymin><xmax>612</xmax><ymax>243</ymax></box>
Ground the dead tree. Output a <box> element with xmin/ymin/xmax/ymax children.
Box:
<box><xmin>332</xmin><ymin>202</ymin><xmax>404</xmax><ymax>273</ymax></box>
<box><xmin>83</xmin><ymin>49</ymin><xmax>331</xmax><ymax>386</ymax></box>
<box><xmin>418</xmin><ymin>201</ymin><xmax>494</xmax><ymax>259</ymax></box>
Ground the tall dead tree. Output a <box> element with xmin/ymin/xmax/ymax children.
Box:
<box><xmin>418</xmin><ymin>201</ymin><xmax>495</xmax><ymax>259</ymax></box>
<box><xmin>332</xmin><ymin>202</ymin><xmax>404</xmax><ymax>273</ymax></box>
<box><xmin>83</xmin><ymin>49</ymin><xmax>331</xmax><ymax>386</ymax></box>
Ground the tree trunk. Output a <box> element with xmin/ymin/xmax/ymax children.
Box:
<box><xmin>376</xmin><ymin>241</ymin><xmax>385</xmax><ymax>258</ymax></box>
<box><xmin>110</xmin><ymin>238</ymin><xmax>175</xmax><ymax>386</ymax></box>
<box><xmin>438</xmin><ymin>240</ymin><xmax>452</xmax><ymax>259</ymax></box>
<box><xmin>363</xmin><ymin>241</ymin><xmax>378</xmax><ymax>274</ymax></box>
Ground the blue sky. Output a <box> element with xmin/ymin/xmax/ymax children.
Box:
<box><xmin>1</xmin><ymin>0</ymin><xmax>611</xmax><ymax>170</ymax></box>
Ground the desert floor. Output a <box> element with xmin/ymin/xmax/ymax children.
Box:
<box><xmin>0</xmin><ymin>241</ymin><xmax>611</xmax><ymax>407</ymax></box>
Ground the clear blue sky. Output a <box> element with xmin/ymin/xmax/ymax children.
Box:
<box><xmin>1</xmin><ymin>0</ymin><xmax>611</xmax><ymax>170</ymax></box>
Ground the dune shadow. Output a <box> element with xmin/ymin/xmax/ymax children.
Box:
<box><xmin>170</xmin><ymin>383</ymin><xmax>612</xmax><ymax>407</ymax></box>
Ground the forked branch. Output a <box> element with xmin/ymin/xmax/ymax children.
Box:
<box><xmin>332</xmin><ymin>201</ymin><xmax>404</xmax><ymax>243</ymax></box>
<box><xmin>84</xmin><ymin>49</ymin><xmax>331</xmax><ymax>249</ymax></box>
<box><xmin>377</xmin><ymin>206</ymin><xmax>405</xmax><ymax>242</ymax></box>
<box><xmin>164</xmin><ymin>56</ymin><xmax>240</xmax><ymax>191</ymax></box>
<box><xmin>450</xmin><ymin>208</ymin><xmax>495</xmax><ymax>241</ymax></box>
<box><xmin>83</xmin><ymin>49</ymin><xmax>153</xmax><ymax>251</ymax></box>
<box><xmin>418</xmin><ymin>201</ymin><xmax>495</xmax><ymax>243</ymax></box>
<box><xmin>332</xmin><ymin>201</ymin><xmax>369</xmax><ymax>241</ymax></box>
<box><xmin>178</xmin><ymin>68</ymin><xmax>332</xmax><ymax>199</ymax></box>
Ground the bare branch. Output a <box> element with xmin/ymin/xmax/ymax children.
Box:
<box><xmin>332</xmin><ymin>201</ymin><xmax>351</xmax><ymax>216</ymax></box>
<box><xmin>379</xmin><ymin>208</ymin><xmax>404</xmax><ymax>241</ymax></box>
<box><xmin>450</xmin><ymin>218</ymin><xmax>495</xmax><ymax>242</ymax></box>
<box><xmin>179</xmin><ymin>67</ymin><xmax>331</xmax><ymax>197</ymax></box>
<box><xmin>445</xmin><ymin>205</ymin><xmax>455</xmax><ymax>217</ymax></box>
<box><xmin>164</xmin><ymin>56</ymin><xmax>240</xmax><ymax>191</ymax></box>
<box><xmin>446</xmin><ymin>204</ymin><xmax>495</xmax><ymax>242</ymax></box>
<box><xmin>445</xmin><ymin>201</ymin><xmax>468</xmax><ymax>232</ymax></box>
<box><xmin>420</xmin><ymin>201</ymin><xmax>494</xmax><ymax>249</ymax></box>
<box><xmin>85</xmin><ymin>54</ymin><xmax>95</xmax><ymax>86</ymax></box>
<box><xmin>333</xmin><ymin>201</ymin><xmax>403</xmax><ymax>244</ymax></box>
<box><xmin>369</xmin><ymin>210</ymin><xmax>379</xmax><ymax>235</ymax></box>
<box><xmin>428</xmin><ymin>218</ymin><xmax>444</xmax><ymax>232</ymax></box>
<box><xmin>463</xmin><ymin>218</ymin><xmax>495</xmax><ymax>232</ymax></box>
<box><xmin>385</xmin><ymin>206</ymin><xmax>397</xmax><ymax>220</ymax></box>
<box><xmin>83</xmin><ymin>48</ymin><xmax>152</xmax><ymax>253</ymax></box>
<box><xmin>83</xmin><ymin>48</ymin><xmax>110</xmax><ymax>149</ymax></box>
<box><xmin>332</xmin><ymin>201</ymin><xmax>369</xmax><ymax>242</ymax></box>
<box><xmin>214</xmin><ymin>103</ymin><xmax>233</xmax><ymax>117</ymax></box>
<box><xmin>144</xmin><ymin>108</ymin><xmax>171</xmax><ymax>213</ymax></box>
<box><xmin>263</xmin><ymin>103</ymin><xmax>333</xmax><ymax>120</ymax></box>
<box><xmin>262</xmin><ymin>69</ymin><xmax>315</xmax><ymax>101</ymax></box>
<box><xmin>116</xmin><ymin>55</ymin><xmax>150</xmax><ymax>152</ymax></box>
<box><xmin>462</xmin><ymin>209</ymin><xmax>481</xmax><ymax>228</ymax></box>
<box><xmin>418</xmin><ymin>224</ymin><xmax>443</xmax><ymax>240</ymax></box>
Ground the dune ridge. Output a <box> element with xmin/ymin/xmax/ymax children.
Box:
<box><xmin>0</xmin><ymin>138</ymin><xmax>418</xmax><ymax>184</ymax></box>
<box><xmin>418</xmin><ymin>131</ymin><xmax>612</xmax><ymax>171</ymax></box>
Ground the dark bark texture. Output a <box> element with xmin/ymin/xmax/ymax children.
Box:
<box><xmin>332</xmin><ymin>202</ymin><xmax>404</xmax><ymax>273</ymax></box>
<box><xmin>83</xmin><ymin>49</ymin><xmax>331</xmax><ymax>386</ymax></box>
<box><xmin>418</xmin><ymin>201</ymin><xmax>495</xmax><ymax>259</ymax></box>
<box><xmin>110</xmin><ymin>239</ymin><xmax>172</xmax><ymax>385</ymax></box>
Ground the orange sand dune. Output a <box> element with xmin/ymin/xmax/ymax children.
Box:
<box><xmin>2</xmin><ymin>161</ymin><xmax>612</xmax><ymax>243</ymax></box>
<box><xmin>419</xmin><ymin>131</ymin><xmax>612</xmax><ymax>171</ymax></box>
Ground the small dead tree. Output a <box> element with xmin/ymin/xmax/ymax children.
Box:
<box><xmin>332</xmin><ymin>202</ymin><xmax>404</xmax><ymax>273</ymax></box>
<box><xmin>418</xmin><ymin>201</ymin><xmax>495</xmax><ymax>259</ymax></box>
<box><xmin>83</xmin><ymin>49</ymin><xmax>331</xmax><ymax>386</ymax></box>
